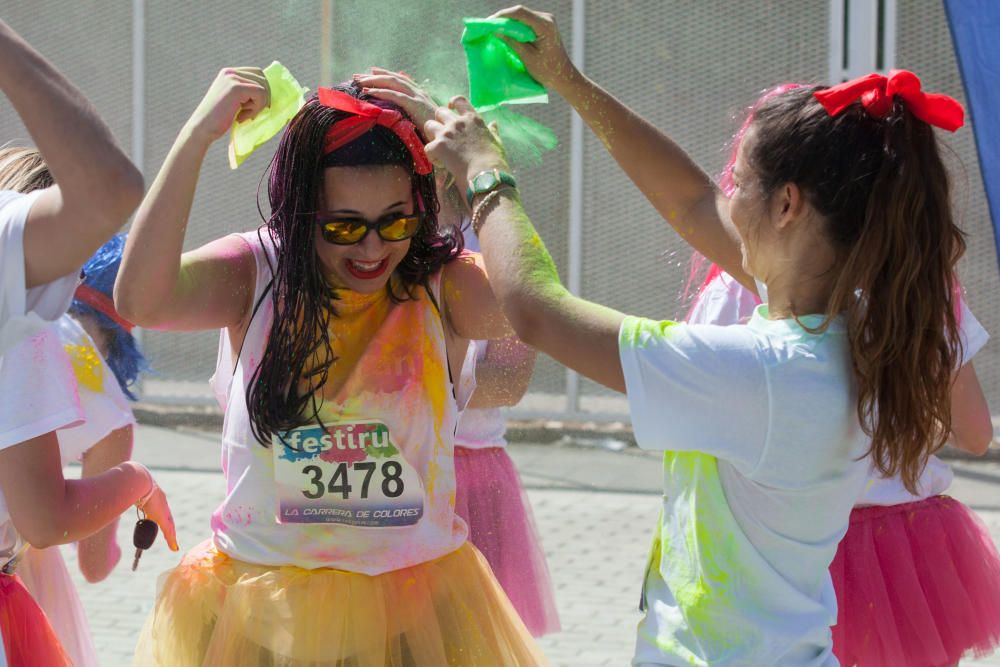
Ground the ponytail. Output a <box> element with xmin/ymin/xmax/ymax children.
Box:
<box><xmin>748</xmin><ymin>87</ymin><xmax>964</xmax><ymax>492</ymax></box>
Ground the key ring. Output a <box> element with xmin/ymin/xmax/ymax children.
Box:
<box><xmin>136</xmin><ymin>478</ymin><xmax>157</xmax><ymax>510</ymax></box>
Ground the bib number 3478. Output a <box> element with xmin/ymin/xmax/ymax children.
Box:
<box><xmin>273</xmin><ymin>420</ymin><xmax>425</xmax><ymax>527</ymax></box>
<box><xmin>301</xmin><ymin>460</ymin><xmax>403</xmax><ymax>500</ymax></box>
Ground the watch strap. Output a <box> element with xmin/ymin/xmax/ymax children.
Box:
<box><xmin>466</xmin><ymin>169</ymin><xmax>517</xmax><ymax>207</ymax></box>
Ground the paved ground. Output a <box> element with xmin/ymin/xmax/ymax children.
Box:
<box><xmin>57</xmin><ymin>425</ymin><xmax>1000</xmax><ymax>666</ymax></box>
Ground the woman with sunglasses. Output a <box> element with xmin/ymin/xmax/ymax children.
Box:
<box><xmin>433</xmin><ymin>175</ymin><xmax>559</xmax><ymax>639</ymax></box>
<box><xmin>115</xmin><ymin>68</ymin><xmax>545</xmax><ymax>666</ymax></box>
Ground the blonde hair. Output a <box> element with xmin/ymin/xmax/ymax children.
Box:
<box><xmin>0</xmin><ymin>146</ymin><xmax>52</xmax><ymax>193</ymax></box>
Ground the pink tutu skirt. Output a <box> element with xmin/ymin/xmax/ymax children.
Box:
<box><xmin>0</xmin><ymin>572</ymin><xmax>72</xmax><ymax>666</ymax></box>
<box><xmin>830</xmin><ymin>495</ymin><xmax>1000</xmax><ymax>666</ymax></box>
<box><xmin>454</xmin><ymin>446</ymin><xmax>560</xmax><ymax>637</ymax></box>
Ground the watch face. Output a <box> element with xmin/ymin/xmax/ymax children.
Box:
<box><xmin>472</xmin><ymin>172</ymin><xmax>498</xmax><ymax>191</ymax></box>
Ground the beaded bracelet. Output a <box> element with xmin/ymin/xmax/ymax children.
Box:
<box><xmin>471</xmin><ymin>189</ymin><xmax>503</xmax><ymax>236</ymax></box>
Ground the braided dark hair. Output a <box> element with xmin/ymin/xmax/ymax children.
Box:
<box><xmin>246</xmin><ymin>82</ymin><xmax>461</xmax><ymax>446</ymax></box>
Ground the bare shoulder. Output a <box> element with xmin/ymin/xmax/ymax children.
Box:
<box><xmin>440</xmin><ymin>250</ymin><xmax>510</xmax><ymax>342</ymax></box>
<box><xmin>442</xmin><ymin>250</ymin><xmax>487</xmax><ymax>288</ymax></box>
<box><xmin>182</xmin><ymin>232</ymin><xmax>258</xmax><ymax>282</ymax></box>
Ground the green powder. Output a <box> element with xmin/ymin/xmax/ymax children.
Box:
<box><xmin>323</xmin><ymin>2</ymin><xmax>558</xmax><ymax>168</ymax></box>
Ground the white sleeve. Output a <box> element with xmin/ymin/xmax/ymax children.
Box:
<box><xmin>57</xmin><ymin>383</ymin><xmax>136</xmax><ymax>464</ymax></box>
<box><xmin>618</xmin><ymin>316</ymin><xmax>769</xmax><ymax>473</ymax></box>
<box><xmin>957</xmin><ymin>297</ymin><xmax>988</xmax><ymax>366</ymax></box>
<box><xmin>0</xmin><ymin>190</ymin><xmax>79</xmax><ymax>357</ymax></box>
<box><xmin>0</xmin><ymin>324</ymin><xmax>83</xmax><ymax>450</ymax></box>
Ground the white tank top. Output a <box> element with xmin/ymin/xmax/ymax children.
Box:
<box><xmin>209</xmin><ymin>230</ymin><xmax>466</xmax><ymax>574</ymax></box>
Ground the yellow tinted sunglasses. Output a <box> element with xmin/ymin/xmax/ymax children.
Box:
<box><xmin>317</xmin><ymin>213</ymin><xmax>422</xmax><ymax>245</ymax></box>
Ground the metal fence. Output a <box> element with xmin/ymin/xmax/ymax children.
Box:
<box><xmin>1</xmin><ymin>1</ymin><xmax>994</xmax><ymax>421</ymax></box>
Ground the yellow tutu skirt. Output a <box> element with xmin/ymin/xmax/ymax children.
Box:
<box><xmin>133</xmin><ymin>539</ymin><xmax>548</xmax><ymax>666</ymax></box>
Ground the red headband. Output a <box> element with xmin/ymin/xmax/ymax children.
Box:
<box><xmin>74</xmin><ymin>285</ymin><xmax>135</xmax><ymax>333</ymax></box>
<box><xmin>317</xmin><ymin>88</ymin><xmax>433</xmax><ymax>175</ymax></box>
<box><xmin>813</xmin><ymin>69</ymin><xmax>964</xmax><ymax>132</ymax></box>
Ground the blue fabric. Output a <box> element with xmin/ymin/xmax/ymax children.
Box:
<box><xmin>944</xmin><ymin>0</ymin><xmax>1000</xmax><ymax>272</ymax></box>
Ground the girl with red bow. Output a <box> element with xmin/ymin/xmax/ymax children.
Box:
<box><xmin>116</xmin><ymin>68</ymin><xmax>545</xmax><ymax>665</ymax></box>
<box><xmin>683</xmin><ymin>88</ymin><xmax>1000</xmax><ymax>667</ymax></box>
<box><xmin>397</xmin><ymin>5</ymin><xmax>983</xmax><ymax>665</ymax></box>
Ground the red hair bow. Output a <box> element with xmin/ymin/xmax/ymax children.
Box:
<box><xmin>317</xmin><ymin>88</ymin><xmax>433</xmax><ymax>175</ymax></box>
<box><xmin>813</xmin><ymin>69</ymin><xmax>964</xmax><ymax>132</ymax></box>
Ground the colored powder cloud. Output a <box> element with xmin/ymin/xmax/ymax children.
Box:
<box><xmin>324</xmin><ymin>0</ymin><xmax>557</xmax><ymax>167</ymax></box>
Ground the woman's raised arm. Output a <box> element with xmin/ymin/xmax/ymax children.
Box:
<box><xmin>491</xmin><ymin>6</ymin><xmax>750</xmax><ymax>289</ymax></box>
<box><xmin>115</xmin><ymin>68</ymin><xmax>268</xmax><ymax>332</ymax></box>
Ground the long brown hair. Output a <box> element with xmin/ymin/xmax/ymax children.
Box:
<box><xmin>747</xmin><ymin>86</ymin><xmax>964</xmax><ymax>493</ymax></box>
<box><xmin>0</xmin><ymin>146</ymin><xmax>53</xmax><ymax>193</ymax></box>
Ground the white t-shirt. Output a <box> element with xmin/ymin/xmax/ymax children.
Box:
<box><xmin>692</xmin><ymin>271</ymin><xmax>991</xmax><ymax>508</ymax></box>
<box><xmin>0</xmin><ymin>190</ymin><xmax>80</xmax><ymax>362</ymax></box>
<box><xmin>208</xmin><ymin>231</ymin><xmax>465</xmax><ymax>574</ymax></box>
<box><xmin>0</xmin><ymin>323</ymin><xmax>83</xmax><ymax>561</ymax></box>
<box><xmin>686</xmin><ymin>270</ymin><xmax>760</xmax><ymax>326</ymax></box>
<box><xmin>622</xmin><ymin>309</ymin><xmax>867</xmax><ymax>666</ymax></box>
<box><xmin>454</xmin><ymin>340</ymin><xmax>508</xmax><ymax>450</ymax></box>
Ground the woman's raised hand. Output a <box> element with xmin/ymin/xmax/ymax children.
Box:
<box><xmin>489</xmin><ymin>6</ymin><xmax>577</xmax><ymax>93</ymax></box>
<box><xmin>354</xmin><ymin>68</ymin><xmax>439</xmax><ymax>130</ymax></box>
<box><xmin>423</xmin><ymin>98</ymin><xmax>508</xmax><ymax>189</ymax></box>
<box><xmin>186</xmin><ymin>67</ymin><xmax>270</xmax><ymax>145</ymax></box>
<box><xmin>356</xmin><ymin>72</ymin><xmax>508</xmax><ymax>188</ymax></box>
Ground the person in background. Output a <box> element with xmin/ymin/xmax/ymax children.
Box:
<box><xmin>13</xmin><ymin>224</ymin><xmax>153</xmax><ymax>667</ymax></box>
<box><xmin>433</xmin><ymin>174</ymin><xmax>560</xmax><ymax>637</ymax></box>
<box><xmin>0</xmin><ymin>21</ymin><xmax>166</xmax><ymax>666</ymax></box>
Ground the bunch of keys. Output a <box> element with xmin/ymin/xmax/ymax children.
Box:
<box><xmin>132</xmin><ymin>508</ymin><xmax>159</xmax><ymax>571</ymax></box>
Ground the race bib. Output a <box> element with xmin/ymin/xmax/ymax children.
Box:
<box><xmin>273</xmin><ymin>420</ymin><xmax>425</xmax><ymax>527</ymax></box>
